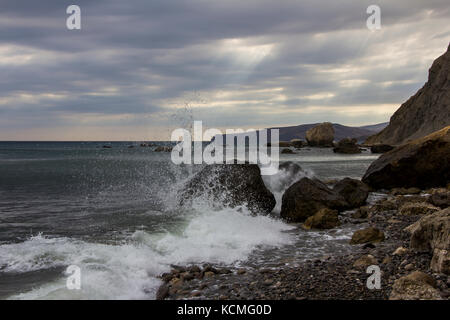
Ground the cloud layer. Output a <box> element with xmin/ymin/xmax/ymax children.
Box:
<box><xmin>0</xmin><ymin>0</ymin><xmax>449</xmax><ymax>140</ymax></box>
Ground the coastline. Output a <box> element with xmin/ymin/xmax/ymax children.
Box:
<box><xmin>157</xmin><ymin>189</ymin><xmax>449</xmax><ymax>300</ymax></box>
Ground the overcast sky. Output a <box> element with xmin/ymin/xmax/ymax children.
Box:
<box><xmin>0</xmin><ymin>0</ymin><xmax>449</xmax><ymax>140</ymax></box>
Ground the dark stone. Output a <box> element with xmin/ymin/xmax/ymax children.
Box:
<box><xmin>180</xmin><ymin>163</ymin><xmax>276</xmax><ymax>214</ymax></box>
<box><xmin>362</xmin><ymin>126</ymin><xmax>450</xmax><ymax>189</ymax></box>
<box><xmin>280</xmin><ymin>177</ymin><xmax>348</xmax><ymax>222</ymax></box>
<box><xmin>370</xmin><ymin>144</ymin><xmax>394</xmax><ymax>153</ymax></box>
<box><xmin>333</xmin><ymin>138</ymin><xmax>361</xmax><ymax>154</ymax></box>
<box><xmin>333</xmin><ymin>178</ymin><xmax>369</xmax><ymax>208</ymax></box>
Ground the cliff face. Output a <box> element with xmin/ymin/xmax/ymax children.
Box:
<box><xmin>366</xmin><ymin>44</ymin><xmax>450</xmax><ymax>146</ymax></box>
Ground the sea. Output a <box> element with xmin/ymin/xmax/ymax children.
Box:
<box><xmin>0</xmin><ymin>141</ymin><xmax>381</xmax><ymax>299</ymax></box>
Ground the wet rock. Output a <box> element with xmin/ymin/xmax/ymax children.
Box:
<box><xmin>280</xmin><ymin>177</ymin><xmax>348</xmax><ymax>222</ymax></box>
<box><xmin>333</xmin><ymin>138</ymin><xmax>362</xmax><ymax>154</ymax></box>
<box><xmin>180</xmin><ymin>163</ymin><xmax>276</xmax><ymax>214</ymax></box>
<box><xmin>362</xmin><ymin>126</ymin><xmax>450</xmax><ymax>189</ymax></box>
<box><xmin>370</xmin><ymin>144</ymin><xmax>394</xmax><ymax>154</ymax></box>
<box><xmin>350</xmin><ymin>227</ymin><xmax>385</xmax><ymax>244</ymax></box>
<box><xmin>353</xmin><ymin>255</ymin><xmax>378</xmax><ymax>268</ymax></box>
<box><xmin>303</xmin><ymin>208</ymin><xmax>340</xmax><ymax>230</ymax></box>
<box><xmin>156</xmin><ymin>284</ymin><xmax>169</xmax><ymax>300</ymax></box>
<box><xmin>389</xmin><ymin>271</ymin><xmax>442</xmax><ymax>300</ymax></box>
<box><xmin>333</xmin><ymin>178</ymin><xmax>369</xmax><ymax>208</ymax></box>
<box><xmin>399</xmin><ymin>202</ymin><xmax>440</xmax><ymax>216</ymax></box>
<box><xmin>429</xmin><ymin>190</ymin><xmax>450</xmax><ymax>208</ymax></box>
<box><xmin>305</xmin><ymin>122</ymin><xmax>334</xmax><ymax>147</ymax></box>
<box><xmin>407</xmin><ymin>208</ymin><xmax>450</xmax><ymax>274</ymax></box>
<box><xmin>352</xmin><ymin>206</ymin><xmax>370</xmax><ymax>219</ymax></box>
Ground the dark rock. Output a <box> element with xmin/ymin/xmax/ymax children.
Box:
<box><xmin>156</xmin><ymin>284</ymin><xmax>169</xmax><ymax>300</ymax></box>
<box><xmin>180</xmin><ymin>163</ymin><xmax>276</xmax><ymax>214</ymax></box>
<box><xmin>280</xmin><ymin>177</ymin><xmax>348</xmax><ymax>222</ymax></box>
<box><xmin>333</xmin><ymin>178</ymin><xmax>369</xmax><ymax>208</ymax></box>
<box><xmin>281</xmin><ymin>148</ymin><xmax>295</xmax><ymax>154</ymax></box>
<box><xmin>370</xmin><ymin>144</ymin><xmax>394</xmax><ymax>153</ymax></box>
<box><xmin>352</xmin><ymin>206</ymin><xmax>369</xmax><ymax>219</ymax></box>
<box><xmin>389</xmin><ymin>271</ymin><xmax>442</xmax><ymax>300</ymax></box>
<box><xmin>407</xmin><ymin>208</ymin><xmax>450</xmax><ymax>274</ymax></box>
<box><xmin>362</xmin><ymin>126</ymin><xmax>450</xmax><ymax>189</ymax></box>
<box><xmin>303</xmin><ymin>208</ymin><xmax>340</xmax><ymax>230</ymax></box>
<box><xmin>429</xmin><ymin>190</ymin><xmax>450</xmax><ymax>208</ymax></box>
<box><xmin>305</xmin><ymin>122</ymin><xmax>334</xmax><ymax>147</ymax></box>
<box><xmin>333</xmin><ymin>138</ymin><xmax>361</xmax><ymax>154</ymax></box>
<box><xmin>350</xmin><ymin>227</ymin><xmax>385</xmax><ymax>244</ymax></box>
<box><xmin>290</xmin><ymin>139</ymin><xmax>306</xmax><ymax>148</ymax></box>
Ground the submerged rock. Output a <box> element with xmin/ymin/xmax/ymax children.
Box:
<box><xmin>303</xmin><ymin>208</ymin><xmax>340</xmax><ymax>230</ymax></box>
<box><xmin>333</xmin><ymin>178</ymin><xmax>369</xmax><ymax>208</ymax></box>
<box><xmin>362</xmin><ymin>126</ymin><xmax>450</xmax><ymax>189</ymax></box>
<box><xmin>333</xmin><ymin>138</ymin><xmax>361</xmax><ymax>154</ymax></box>
<box><xmin>350</xmin><ymin>227</ymin><xmax>385</xmax><ymax>244</ymax></box>
<box><xmin>305</xmin><ymin>122</ymin><xmax>334</xmax><ymax>147</ymax></box>
<box><xmin>179</xmin><ymin>163</ymin><xmax>276</xmax><ymax>214</ymax></box>
<box><xmin>281</xmin><ymin>148</ymin><xmax>296</xmax><ymax>154</ymax></box>
<box><xmin>280</xmin><ymin>177</ymin><xmax>347</xmax><ymax>222</ymax></box>
<box><xmin>389</xmin><ymin>271</ymin><xmax>441</xmax><ymax>300</ymax></box>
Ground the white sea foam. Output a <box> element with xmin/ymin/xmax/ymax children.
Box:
<box><xmin>1</xmin><ymin>206</ymin><xmax>293</xmax><ymax>300</ymax></box>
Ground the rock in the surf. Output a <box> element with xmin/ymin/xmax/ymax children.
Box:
<box><xmin>179</xmin><ymin>163</ymin><xmax>276</xmax><ymax>214</ymax></box>
<box><xmin>333</xmin><ymin>138</ymin><xmax>361</xmax><ymax>154</ymax></box>
<box><xmin>303</xmin><ymin>208</ymin><xmax>340</xmax><ymax>230</ymax></box>
<box><xmin>305</xmin><ymin>122</ymin><xmax>334</xmax><ymax>147</ymax></box>
<box><xmin>333</xmin><ymin>178</ymin><xmax>369</xmax><ymax>208</ymax></box>
<box><xmin>280</xmin><ymin>177</ymin><xmax>348</xmax><ymax>222</ymax></box>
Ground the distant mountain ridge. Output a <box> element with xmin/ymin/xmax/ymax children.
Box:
<box><xmin>270</xmin><ymin>122</ymin><xmax>388</xmax><ymax>142</ymax></box>
<box><xmin>214</xmin><ymin>122</ymin><xmax>388</xmax><ymax>143</ymax></box>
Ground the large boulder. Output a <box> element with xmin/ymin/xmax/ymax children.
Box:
<box><xmin>305</xmin><ymin>122</ymin><xmax>334</xmax><ymax>147</ymax></box>
<box><xmin>350</xmin><ymin>227</ymin><xmax>385</xmax><ymax>244</ymax></box>
<box><xmin>333</xmin><ymin>178</ymin><xmax>369</xmax><ymax>208</ymax></box>
<box><xmin>406</xmin><ymin>208</ymin><xmax>450</xmax><ymax>274</ymax></box>
<box><xmin>280</xmin><ymin>177</ymin><xmax>347</xmax><ymax>222</ymax></box>
<box><xmin>362</xmin><ymin>126</ymin><xmax>450</xmax><ymax>189</ymax></box>
<box><xmin>303</xmin><ymin>208</ymin><xmax>340</xmax><ymax>230</ymax></box>
<box><xmin>389</xmin><ymin>271</ymin><xmax>441</xmax><ymax>300</ymax></box>
<box><xmin>333</xmin><ymin>138</ymin><xmax>361</xmax><ymax>154</ymax></box>
<box><xmin>366</xmin><ymin>45</ymin><xmax>450</xmax><ymax>146</ymax></box>
<box><xmin>179</xmin><ymin>163</ymin><xmax>276</xmax><ymax>214</ymax></box>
